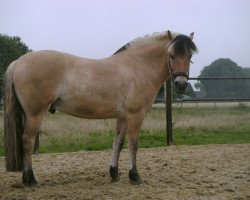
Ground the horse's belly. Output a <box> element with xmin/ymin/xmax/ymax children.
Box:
<box><xmin>55</xmin><ymin>99</ymin><xmax>120</xmax><ymax>119</ymax></box>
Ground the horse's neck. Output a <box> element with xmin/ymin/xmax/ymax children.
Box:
<box><xmin>128</xmin><ymin>42</ymin><xmax>170</xmax><ymax>88</ymax></box>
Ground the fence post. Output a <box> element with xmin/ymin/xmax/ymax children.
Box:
<box><xmin>165</xmin><ymin>78</ymin><xmax>173</xmax><ymax>146</ymax></box>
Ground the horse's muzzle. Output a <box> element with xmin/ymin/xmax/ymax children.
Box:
<box><xmin>173</xmin><ymin>76</ymin><xmax>188</xmax><ymax>94</ymax></box>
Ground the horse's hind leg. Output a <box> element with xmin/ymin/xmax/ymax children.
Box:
<box><xmin>22</xmin><ymin>113</ymin><xmax>44</xmax><ymax>186</ymax></box>
<box><xmin>110</xmin><ymin>117</ymin><xmax>127</xmax><ymax>182</ymax></box>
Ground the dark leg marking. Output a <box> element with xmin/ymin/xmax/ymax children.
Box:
<box><xmin>109</xmin><ymin>166</ymin><xmax>120</xmax><ymax>182</ymax></box>
<box><xmin>129</xmin><ymin>165</ymin><xmax>143</xmax><ymax>185</ymax></box>
<box><xmin>22</xmin><ymin>168</ymin><xmax>38</xmax><ymax>186</ymax></box>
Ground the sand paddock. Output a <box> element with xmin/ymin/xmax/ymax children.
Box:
<box><xmin>0</xmin><ymin>144</ymin><xmax>249</xmax><ymax>200</ymax></box>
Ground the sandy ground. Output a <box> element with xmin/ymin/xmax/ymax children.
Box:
<box><xmin>0</xmin><ymin>144</ymin><xmax>249</xmax><ymax>200</ymax></box>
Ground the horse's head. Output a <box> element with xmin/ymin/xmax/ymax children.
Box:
<box><xmin>167</xmin><ymin>31</ymin><xmax>197</xmax><ymax>94</ymax></box>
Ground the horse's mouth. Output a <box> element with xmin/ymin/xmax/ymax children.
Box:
<box><xmin>174</xmin><ymin>86</ymin><xmax>187</xmax><ymax>94</ymax></box>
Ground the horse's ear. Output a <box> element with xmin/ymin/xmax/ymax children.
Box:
<box><xmin>189</xmin><ymin>32</ymin><xmax>194</xmax><ymax>40</ymax></box>
<box><xmin>167</xmin><ymin>30</ymin><xmax>172</xmax><ymax>41</ymax></box>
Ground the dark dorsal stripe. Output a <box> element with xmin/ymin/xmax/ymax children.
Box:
<box><xmin>113</xmin><ymin>44</ymin><xmax>128</xmax><ymax>55</ymax></box>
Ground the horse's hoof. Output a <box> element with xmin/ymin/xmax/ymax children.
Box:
<box><xmin>129</xmin><ymin>178</ymin><xmax>144</xmax><ymax>185</ymax></box>
<box><xmin>111</xmin><ymin>176</ymin><xmax>120</xmax><ymax>183</ymax></box>
<box><xmin>129</xmin><ymin>169</ymin><xmax>143</xmax><ymax>185</ymax></box>
<box><xmin>22</xmin><ymin>168</ymin><xmax>38</xmax><ymax>187</ymax></box>
<box><xmin>28</xmin><ymin>182</ymin><xmax>39</xmax><ymax>187</ymax></box>
<box><xmin>110</xmin><ymin>166</ymin><xmax>120</xmax><ymax>182</ymax></box>
<box><xmin>23</xmin><ymin>178</ymin><xmax>39</xmax><ymax>187</ymax></box>
<box><xmin>23</xmin><ymin>177</ymin><xmax>38</xmax><ymax>187</ymax></box>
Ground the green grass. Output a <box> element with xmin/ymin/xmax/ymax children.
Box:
<box><xmin>174</xmin><ymin>126</ymin><xmax>250</xmax><ymax>145</ymax></box>
<box><xmin>0</xmin><ymin>103</ymin><xmax>250</xmax><ymax>156</ymax></box>
<box><xmin>38</xmin><ymin>126</ymin><xmax>250</xmax><ymax>154</ymax></box>
<box><xmin>38</xmin><ymin>131</ymin><xmax>115</xmax><ymax>153</ymax></box>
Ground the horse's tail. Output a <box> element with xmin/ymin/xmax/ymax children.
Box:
<box><xmin>3</xmin><ymin>61</ymin><xmax>25</xmax><ymax>171</ymax></box>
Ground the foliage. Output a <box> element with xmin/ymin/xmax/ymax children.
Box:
<box><xmin>194</xmin><ymin>58</ymin><xmax>250</xmax><ymax>98</ymax></box>
<box><xmin>243</xmin><ymin>67</ymin><xmax>250</xmax><ymax>92</ymax></box>
<box><xmin>0</xmin><ymin>34</ymin><xmax>31</xmax><ymax>98</ymax></box>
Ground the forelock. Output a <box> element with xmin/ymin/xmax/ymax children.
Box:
<box><xmin>170</xmin><ymin>34</ymin><xmax>197</xmax><ymax>56</ymax></box>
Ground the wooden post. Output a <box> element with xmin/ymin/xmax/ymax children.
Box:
<box><xmin>165</xmin><ymin>78</ymin><xmax>173</xmax><ymax>146</ymax></box>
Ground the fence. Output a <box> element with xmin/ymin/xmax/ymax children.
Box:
<box><xmin>165</xmin><ymin>77</ymin><xmax>250</xmax><ymax>146</ymax></box>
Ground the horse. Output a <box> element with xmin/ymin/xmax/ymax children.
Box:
<box><xmin>3</xmin><ymin>30</ymin><xmax>197</xmax><ymax>186</ymax></box>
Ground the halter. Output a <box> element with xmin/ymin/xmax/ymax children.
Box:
<box><xmin>168</xmin><ymin>56</ymin><xmax>189</xmax><ymax>82</ymax></box>
<box><xmin>167</xmin><ymin>34</ymin><xmax>195</xmax><ymax>82</ymax></box>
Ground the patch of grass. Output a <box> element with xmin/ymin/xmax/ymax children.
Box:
<box><xmin>0</xmin><ymin>103</ymin><xmax>249</xmax><ymax>156</ymax></box>
<box><xmin>138</xmin><ymin>125</ymin><xmax>250</xmax><ymax>148</ymax></box>
<box><xmin>38</xmin><ymin>131</ymin><xmax>115</xmax><ymax>153</ymax></box>
<box><xmin>174</xmin><ymin>126</ymin><xmax>250</xmax><ymax>145</ymax></box>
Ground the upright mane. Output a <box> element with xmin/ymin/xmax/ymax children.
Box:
<box><xmin>168</xmin><ymin>34</ymin><xmax>198</xmax><ymax>56</ymax></box>
<box><xmin>114</xmin><ymin>31</ymin><xmax>178</xmax><ymax>55</ymax></box>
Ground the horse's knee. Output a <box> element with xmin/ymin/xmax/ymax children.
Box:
<box><xmin>22</xmin><ymin>133</ymin><xmax>35</xmax><ymax>148</ymax></box>
<box><xmin>128</xmin><ymin>138</ymin><xmax>138</xmax><ymax>149</ymax></box>
<box><xmin>118</xmin><ymin>138</ymin><xmax>124</xmax><ymax>151</ymax></box>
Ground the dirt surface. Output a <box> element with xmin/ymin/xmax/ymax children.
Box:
<box><xmin>0</xmin><ymin>144</ymin><xmax>249</xmax><ymax>200</ymax></box>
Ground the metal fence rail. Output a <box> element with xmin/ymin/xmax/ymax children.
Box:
<box><xmin>174</xmin><ymin>98</ymin><xmax>250</xmax><ymax>102</ymax></box>
<box><xmin>165</xmin><ymin>77</ymin><xmax>250</xmax><ymax>146</ymax></box>
<box><xmin>189</xmin><ymin>77</ymin><xmax>250</xmax><ymax>80</ymax></box>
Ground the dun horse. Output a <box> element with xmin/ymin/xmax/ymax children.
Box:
<box><xmin>4</xmin><ymin>31</ymin><xmax>197</xmax><ymax>186</ymax></box>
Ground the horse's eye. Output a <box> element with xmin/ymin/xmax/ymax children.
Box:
<box><xmin>190</xmin><ymin>60</ymin><xmax>194</xmax><ymax>63</ymax></box>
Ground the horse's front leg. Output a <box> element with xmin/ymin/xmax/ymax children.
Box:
<box><xmin>127</xmin><ymin>112</ymin><xmax>144</xmax><ymax>185</ymax></box>
<box><xmin>110</xmin><ymin>117</ymin><xmax>127</xmax><ymax>182</ymax></box>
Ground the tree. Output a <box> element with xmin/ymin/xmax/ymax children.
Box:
<box><xmin>195</xmin><ymin>58</ymin><xmax>250</xmax><ymax>98</ymax></box>
<box><xmin>242</xmin><ymin>68</ymin><xmax>250</xmax><ymax>95</ymax></box>
<box><xmin>0</xmin><ymin>34</ymin><xmax>31</xmax><ymax>99</ymax></box>
<box><xmin>243</xmin><ymin>67</ymin><xmax>250</xmax><ymax>77</ymax></box>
